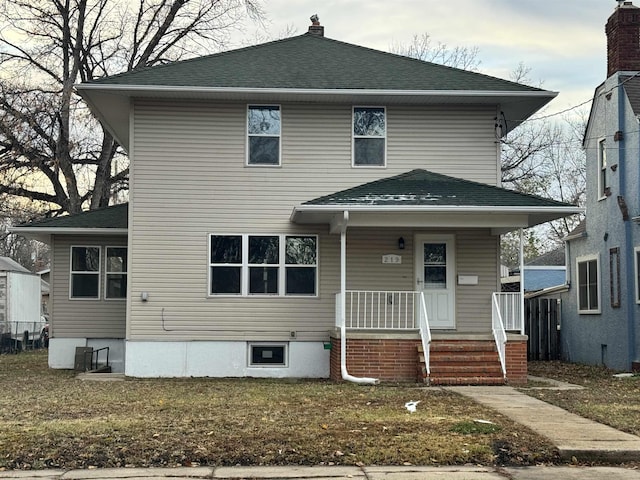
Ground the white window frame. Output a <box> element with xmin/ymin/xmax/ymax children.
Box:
<box><xmin>635</xmin><ymin>246</ymin><xmax>640</xmax><ymax>304</ymax></box>
<box><xmin>352</xmin><ymin>106</ymin><xmax>387</xmax><ymax>168</ymax></box>
<box><xmin>598</xmin><ymin>137</ymin><xmax>608</xmax><ymax>200</ymax></box>
<box><xmin>576</xmin><ymin>254</ymin><xmax>601</xmax><ymax>314</ymax></box>
<box><xmin>105</xmin><ymin>246</ymin><xmax>127</xmax><ymax>300</ymax></box>
<box><xmin>246</xmin><ymin>104</ymin><xmax>281</xmax><ymax>167</ymax></box>
<box><xmin>208</xmin><ymin>234</ymin><xmax>318</xmax><ymax>298</ymax></box>
<box><xmin>247</xmin><ymin>342</ymin><xmax>288</xmax><ymax>368</ymax></box>
<box><xmin>69</xmin><ymin>246</ymin><xmax>101</xmax><ymax>300</ymax></box>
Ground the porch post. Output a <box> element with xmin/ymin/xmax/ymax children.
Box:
<box><xmin>519</xmin><ymin>228</ymin><xmax>525</xmax><ymax>335</ymax></box>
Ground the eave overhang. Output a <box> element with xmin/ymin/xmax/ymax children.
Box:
<box><xmin>75</xmin><ymin>83</ymin><xmax>557</xmax><ymax>153</ymax></box>
<box><xmin>290</xmin><ymin>204</ymin><xmax>583</xmax><ymax>235</ymax></box>
<box><xmin>10</xmin><ymin>227</ymin><xmax>128</xmax><ymax>244</ymax></box>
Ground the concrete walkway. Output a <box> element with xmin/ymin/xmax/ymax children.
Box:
<box><xmin>3</xmin><ymin>465</ymin><xmax>640</xmax><ymax>480</ymax></box>
<box><xmin>448</xmin><ymin>385</ymin><xmax>640</xmax><ymax>462</ymax></box>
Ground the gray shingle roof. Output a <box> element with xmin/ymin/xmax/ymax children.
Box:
<box><xmin>89</xmin><ymin>33</ymin><xmax>544</xmax><ymax>93</ymax></box>
<box><xmin>303</xmin><ymin>169</ymin><xmax>575</xmax><ymax>208</ymax></box>
<box><xmin>20</xmin><ymin>203</ymin><xmax>128</xmax><ymax>229</ymax></box>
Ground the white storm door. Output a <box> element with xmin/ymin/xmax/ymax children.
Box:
<box><xmin>415</xmin><ymin>235</ymin><xmax>455</xmax><ymax>329</ymax></box>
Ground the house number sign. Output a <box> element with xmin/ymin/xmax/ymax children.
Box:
<box><xmin>382</xmin><ymin>254</ymin><xmax>402</xmax><ymax>264</ymax></box>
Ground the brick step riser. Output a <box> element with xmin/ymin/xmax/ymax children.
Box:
<box><xmin>430</xmin><ymin>367</ymin><xmax>503</xmax><ymax>375</ymax></box>
<box><xmin>429</xmin><ymin>346</ymin><xmax>498</xmax><ymax>354</ymax></box>
<box><xmin>429</xmin><ymin>377</ymin><xmax>505</xmax><ymax>386</ymax></box>
<box><xmin>429</xmin><ymin>354</ymin><xmax>501</xmax><ymax>363</ymax></box>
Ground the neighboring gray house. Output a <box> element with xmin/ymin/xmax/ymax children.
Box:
<box><xmin>13</xmin><ymin>20</ymin><xmax>580</xmax><ymax>383</ymax></box>
<box><xmin>562</xmin><ymin>2</ymin><xmax>640</xmax><ymax>371</ymax></box>
<box><xmin>501</xmin><ymin>248</ymin><xmax>567</xmax><ymax>294</ymax></box>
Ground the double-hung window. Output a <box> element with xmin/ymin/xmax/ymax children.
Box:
<box><xmin>105</xmin><ymin>247</ymin><xmax>127</xmax><ymax>299</ymax></box>
<box><xmin>598</xmin><ymin>138</ymin><xmax>608</xmax><ymax>199</ymax></box>
<box><xmin>353</xmin><ymin>107</ymin><xmax>386</xmax><ymax>167</ymax></box>
<box><xmin>210</xmin><ymin>234</ymin><xmax>317</xmax><ymax>296</ymax></box>
<box><xmin>247</xmin><ymin>105</ymin><xmax>281</xmax><ymax>166</ymax></box>
<box><xmin>577</xmin><ymin>254</ymin><xmax>600</xmax><ymax>314</ymax></box>
<box><xmin>70</xmin><ymin>246</ymin><xmax>100</xmax><ymax>299</ymax></box>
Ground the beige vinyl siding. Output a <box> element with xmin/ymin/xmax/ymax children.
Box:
<box><xmin>128</xmin><ymin>100</ymin><xmax>500</xmax><ymax>340</ymax></box>
<box><xmin>51</xmin><ymin>235</ymin><xmax>127</xmax><ymax>338</ymax></box>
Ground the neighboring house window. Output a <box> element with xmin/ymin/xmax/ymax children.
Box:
<box><xmin>577</xmin><ymin>254</ymin><xmax>600</xmax><ymax>314</ymax></box>
<box><xmin>106</xmin><ymin>247</ymin><xmax>127</xmax><ymax>299</ymax></box>
<box><xmin>353</xmin><ymin>107</ymin><xmax>386</xmax><ymax>167</ymax></box>
<box><xmin>209</xmin><ymin>234</ymin><xmax>317</xmax><ymax>296</ymax></box>
<box><xmin>610</xmin><ymin>247</ymin><xmax>620</xmax><ymax>308</ymax></box>
<box><xmin>247</xmin><ymin>105</ymin><xmax>281</xmax><ymax>166</ymax></box>
<box><xmin>635</xmin><ymin>247</ymin><xmax>640</xmax><ymax>304</ymax></box>
<box><xmin>598</xmin><ymin>138</ymin><xmax>608</xmax><ymax>198</ymax></box>
<box><xmin>70</xmin><ymin>246</ymin><xmax>100</xmax><ymax>299</ymax></box>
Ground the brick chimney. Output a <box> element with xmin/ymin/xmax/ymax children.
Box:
<box><xmin>606</xmin><ymin>1</ymin><xmax>640</xmax><ymax>76</ymax></box>
<box><xmin>308</xmin><ymin>14</ymin><xmax>324</xmax><ymax>36</ymax></box>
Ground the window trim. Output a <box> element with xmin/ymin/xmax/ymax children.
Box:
<box><xmin>598</xmin><ymin>137</ymin><xmax>608</xmax><ymax>200</ymax></box>
<box><xmin>246</xmin><ymin>104</ymin><xmax>282</xmax><ymax>167</ymax></box>
<box><xmin>208</xmin><ymin>234</ymin><xmax>318</xmax><ymax>298</ymax></box>
<box><xmin>69</xmin><ymin>245</ymin><xmax>101</xmax><ymax>300</ymax></box>
<box><xmin>576</xmin><ymin>254</ymin><xmax>601</xmax><ymax>314</ymax></box>
<box><xmin>247</xmin><ymin>342</ymin><xmax>288</xmax><ymax>368</ymax></box>
<box><xmin>352</xmin><ymin>106</ymin><xmax>387</xmax><ymax>168</ymax></box>
<box><xmin>105</xmin><ymin>246</ymin><xmax>128</xmax><ymax>301</ymax></box>
<box><xmin>635</xmin><ymin>246</ymin><xmax>640</xmax><ymax>304</ymax></box>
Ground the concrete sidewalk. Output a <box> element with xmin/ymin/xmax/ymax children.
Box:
<box><xmin>448</xmin><ymin>385</ymin><xmax>640</xmax><ymax>462</ymax></box>
<box><xmin>3</xmin><ymin>465</ymin><xmax>640</xmax><ymax>480</ymax></box>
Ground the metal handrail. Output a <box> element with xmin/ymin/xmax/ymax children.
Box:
<box><xmin>84</xmin><ymin>347</ymin><xmax>110</xmax><ymax>371</ymax></box>
<box><xmin>418</xmin><ymin>292</ymin><xmax>432</xmax><ymax>377</ymax></box>
<box><xmin>491</xmin><ymin>293</ymin><xmax>508</xmax><ymax>379</ymax></box>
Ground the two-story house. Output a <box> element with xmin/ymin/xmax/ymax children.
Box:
<box><xmin>13</xmin><ymin>19</ymin><xmax>580</xmax><ymax>383</ymax></box>
<box><xmin>561</xmin><ymin>2</ymin><xmax>640</xmax><ymax>372</ymax></box>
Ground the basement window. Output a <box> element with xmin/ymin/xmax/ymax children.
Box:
<box><xmin>248</xmin><ymin>343</ymin><xmax>287</xmax><ymax>367</ymax></box>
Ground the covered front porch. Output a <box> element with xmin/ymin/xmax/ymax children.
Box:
<box><xmin>291</xmin><ymin>169</ymin><xmax>582</xmax><ymax>385</ymax></box>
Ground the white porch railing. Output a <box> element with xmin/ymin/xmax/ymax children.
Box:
<box><xmin>339</xmin><ymin>290</ymin><xmax>420</xmax><ymax>329</ymax></box>
<box><xmin>335</xmin><ymin>290</ymin><xmax>431</xmax><ymax>375</ymax></box>
<box><xmin>494</xmin><ymin>292</ymin><xmax>523</xmax><ymax>332</ymax></box>
<box><xmin>491</xmin><ymin>292</ymin><xmax>508</xmax><ymax>379</ymax></box>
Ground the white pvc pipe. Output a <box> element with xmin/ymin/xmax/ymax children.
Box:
<box><xmin>339</xmin><ymin>211</ymin><xmax>379</xmax><ymax>385</ymax></box>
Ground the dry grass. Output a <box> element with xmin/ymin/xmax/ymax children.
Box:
<box><xmin>0</xmin><ymin>351</ymin><xmax>558</xmax><ymax>470</ymax></box>
<box><xmin>526</xmin><ymin>361</ymin><xmax>640</xmax><ymax>436</ymax></box>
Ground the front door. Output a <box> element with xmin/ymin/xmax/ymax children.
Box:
<box><xmin>415</xmin><ymin>235</ymin><xmax>455</xmax><ymax>329</ymax></box>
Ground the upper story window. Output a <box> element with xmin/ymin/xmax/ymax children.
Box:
<box><xmin>70</xmin><ymin>246</ymin><xmax>100</xmax><ymax>299</ymax></box>
<box><xmin>353</xmin><ymin>107</ymin><xmax>386</xmax><ymax>167</ymax></box>
<box><xmin>247</xmin><ymin>105</ymin><xmax>281</xmax><ymax>166</ymax></box>
<box><xmin>598</xmin><ymin>138</ymin><xmax>608</xmax><ymax>199</ymax></box>
<box><xmin>577</xmin><ymin>254</ymin><xmax>600</xmax><ymax>314</ymax></box>
<box><xmin>209</xmin><ymin>234</ymin><xmax>317</xmax><ymax>297</ymax></box>
<box><xmin>106</xmin><ymin>247</ymin><xmax>127</xmax><ymax>299</ymax></box>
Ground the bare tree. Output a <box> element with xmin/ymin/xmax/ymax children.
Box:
<box><xmin>0</xmin><ymin>0</ymin><xmax>263</xmax><ymax>216</ymax></box>
<box><xmin>390</xmin><ymin>33</ymin><xmax>481</xmax><ymax>71</ymax></box>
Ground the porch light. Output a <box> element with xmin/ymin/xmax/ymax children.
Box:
<box><xmin>398</xmin><ymin>237</ymin><xmax>405</xmax><ymax>250</ymax></box>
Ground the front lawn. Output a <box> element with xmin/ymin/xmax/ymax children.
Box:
<box><xmin>0</xmin><ymin>351</ymin><xmax>557</xmax><ymax>470</ymax></box>
<box><xmin>526</xmin><ymin>361</ymin><xmax>640</xmax><ymax>437</ymax></box>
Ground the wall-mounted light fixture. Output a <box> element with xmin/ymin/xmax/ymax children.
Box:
<box><xmin>398</xmin><ymin>237</ymin><xmax>405</xmax><ymax>250</ymax></box>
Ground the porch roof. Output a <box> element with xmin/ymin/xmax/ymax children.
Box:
<box><xmin>10</xmin><ymin>203</ymin><xmax>128</xmax><ymax>243</ymax></box>
<box><xmin>291</xmin><ymin>169</ymin><xmax>583</xmax><ymax>234</ymax></box>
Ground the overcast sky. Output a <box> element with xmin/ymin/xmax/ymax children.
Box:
<box><xmin>242</xmin><ymin>0</ymin><xmax>620</xmax><ymax>118</ymax></box>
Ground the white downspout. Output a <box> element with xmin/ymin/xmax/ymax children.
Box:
<box><xmin>340</xmin><ymin>210</ymin><xmax>379</xmax><ymax>385</ymax></box>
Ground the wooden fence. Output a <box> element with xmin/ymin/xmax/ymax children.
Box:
<box><xmin>524</xmin><ymin>297</ymin><xmax>561</xmax><ymax>361</ymax></box>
